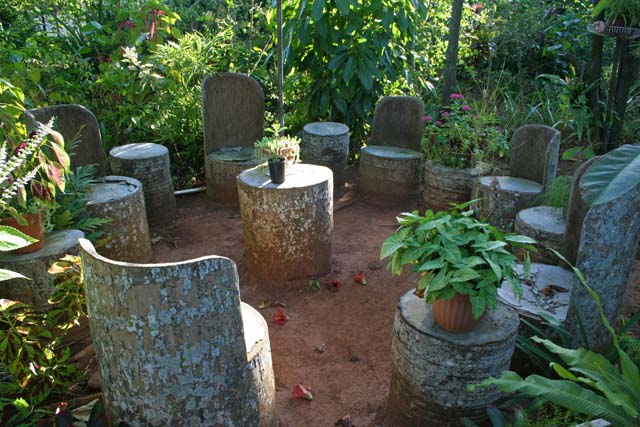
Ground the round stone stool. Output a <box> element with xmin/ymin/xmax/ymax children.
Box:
<box><xmin>85</xmin><ymin>176</ymin><xmax>152</xmax><ymax>263</ymax></box>
<box><xmin>475</xmin><ymin>176</ymin><xmax>543</xmax><ymax>232</ymax></box>
<box><xmin>237</xmin><ymin>164</ymin><xmax>333</xmax><ymax>280</ymax></box>
<box><xmin>0</xmin><ymin>229</ymin><xmax>84</xmax><ymax>306</ymax></box>
<box><xmin>301</xmin><ymin>122</ymin><xmax>349</xmax><ymax>189</ymax></box>
<box><xmin>109</xmin><ymin>143</ymin><xmax>176</xmax><ymax>226</ymax></box>
<box><xmin>385</xmin><ymin>291</ymin><xmax>519</xmax><ymax>427</ymax></box>
<box><xmin>515</xmin><ymin>206</ymin><xmax>566</xmax><ymax>265</ymax></box>
<box><xmin>422</xmin><ymin>160</ymin><xmax>490</xmax><ymax>212</ymax></box>
<box><xmin>206</xmin><ymin>147</ymin><xmax>260</xmax><ymax>205</ymax></box>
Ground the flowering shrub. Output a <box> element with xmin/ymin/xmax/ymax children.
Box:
<box><xmin>422</xmin><ymin>93</ymin><xmax>508</xmax><ymax>168</ymax></box>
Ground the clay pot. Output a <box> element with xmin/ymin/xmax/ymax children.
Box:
<box><xmin>0</xmin><ymin>213</ymin><xmax>45</xmax><ymax>254</ymax></box>
<box><xmin>432</xmin><ymin>293</ymin><xmax>480</xmax><ymax>333</ymax></box>
<box><xmin>268</xmin><ymin>157</ymin><xmax>285</xmax><ymax>184</ymax></box>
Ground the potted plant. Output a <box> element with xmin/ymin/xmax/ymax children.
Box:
<box><xmin>254</xmin><ymin>133</ymin><xmax>300</xmax><ymax>184</ymax></box>
<box><xmin>422</xmin><ymin>93</ymin><xmax>508</xmax><ymax>212</ymax></box>
<box><xmin>593</xmin><ymin>0</ymin><xmax>640</xmax><ymax>27</ymax></box>
<box><xmin>380</xmin><ymin>202</ymin><xmax>534</xmax><ymax>333</ymax></box>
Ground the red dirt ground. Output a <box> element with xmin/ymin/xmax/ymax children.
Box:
<box><xmin>68</xmin><ymin>168</ymin><xmax>640</xmax><ymax>427</ymax></box>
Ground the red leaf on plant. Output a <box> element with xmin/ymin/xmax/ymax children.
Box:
<box><xmin>273</xmin><ymin>308</ymin><xmax>288</xmax><ymax>326</ymax></box>
<box><xmin>326</xmin><ymin>279</ymin><xmax>341</xmax><ymax>291</ymax></box>
<box><xmin>292</xmin><ymin>384</ymin><xmax>313</xmax><ymax>400</ymax></box>
<box><xmin>50</xmin><ymin>142</ymin><xmax>70</xmax><ymax>170</ymax></box>
<box><xmin>354</xmin><ymin>271</ymin><xmax>367</xmax><ymax>285</ymax></box>
<box><xmin>46</xmin><ymin>163</ymin><xmax>65</xmax><ymax>191</ymax></box>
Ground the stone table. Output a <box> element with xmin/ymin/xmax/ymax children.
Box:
<box><xmin>385</xmin><ymin>291</ymin><xmax>519</xmax><ymax>427</ymax></box>
<box><xmin>237</xmin><ymin>164</ymin><xmax>333</xmax><ymax>280</ymax></box>
<box><xmin>0</xmin><ymin>229</ymin><xmax>84</xmax><ymax>306</ymax></box>
<box><xmin>109</xmin><ymin>143</ymin><xmax>176</xmax><ymax>226</ymax></box>
<box><xmin>301</xmin><ymin>122</ymin><xmax>349</xmax><ymax>189</ymax></box>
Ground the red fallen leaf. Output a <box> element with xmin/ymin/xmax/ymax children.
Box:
<box><xmin>354</xmin><ymin>271</ymin><xmax>367</xmax><ymax>285</ymax></box>
<box><xmin>273</xmin><ymin>308</ymin><xmax>288</xmax><ymax>326</ymax></box>
<box><xmin>292</xmin><ymin>384</ymin><xmax>313</xmax><ymax>400</ymax></box>
<box><xmin>326</xmin><ymin>279</ymin><xmax>341</xmax><ymax>291</ymax></box>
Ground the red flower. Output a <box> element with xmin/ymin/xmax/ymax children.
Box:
<box><xmin>292</xmin><ymin>384</ymin><xmax>313</xmax><ymax>400</ymax></box>
<box><xmin>273</xmin><ymin>308</ymin><xmax>288</xmax><ymax>325</ymax></box>
<box><xmin>14</xmin><ymin>141</ymin><xmax>27</xmax><ymax>156</ymax></box>
<box><xmin>326</xmin><ymin>279</ymin><xmax>342</xmax><ymax>291</ymax></box>
<box><xmin>471</xmin><ymin>3</ymin><xmax>483</xmax><ymax>12</ymax></box>
<box><xmin>354</xmin><ymin>271</ymin><xmax>367</xmax><ymax>285</ymax></box>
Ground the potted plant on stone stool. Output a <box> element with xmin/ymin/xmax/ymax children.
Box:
<box><xmin>380</xmin><ymin>201</ymin><xmax>535</xmax><ymax>333</ymax></box>
<box><xmin>254</xmin><ymin>129</ymin><xmax>300</xmax><ymax>184</ymax></box>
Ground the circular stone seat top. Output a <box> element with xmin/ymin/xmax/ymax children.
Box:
<box><xmin>303</xmin><ymin>122</ymin><xmax>349</xmax><ymax>136</ymax></box>
<box><xmin>479</xmin><ymin>176</ymin><xmax>542</xmax><ymax>194</ymax></box>
<box><xmin>110</xmin><ymin>143</ymin><xmax>167</xmax><ymax>160</ymax></box>
<box><xmin>362</xmin><ymin>145</ymin><xmax>422</xmax><ymax>160</ymax></box>
<box><xmin>86</xmin><ymin>176</ymin><xmax>141</xmax><ymax>205</ymax></box>
<box><xmin>518</xmin><ymin>206</ymin><xmax>566</xmax><ymax>234</ymax></box>
<box><xmin>238</xmin><ymin>163</ymin><xmax>332</xmax><ymax>190</ymax></box>
<box><xmin>209</xmin><ymin>146</ymin><xmax>256</xmax><ymax>162</ymax></box>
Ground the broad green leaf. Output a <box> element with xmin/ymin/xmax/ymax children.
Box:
<box><xmin>0</xmin><ymin>225</ymin><xmax>37</xmax><ymax>252</ymax></box>
<box><xmin>473</xmin><ymin>241</ymin><xmax>507</xmax><ymax>251</ymax></box>
<box><xmin>428</xmin><ymin>268</ymin><xmax>450</xmax><ymax>291</ymax></box>
<box><xmin>618</xmin><ymin>350</ymin><xmax>640</xmax><ymax>402</ymax></box>
<box><xmin>470</xmin><ymin>294</ymin><xmax>486</xmax><ymax>319</ymax></box>
<box><xmin>504</xmin><ymin>235</ymin><xmax>536</xmax><ymax>245</ymax></box>
<box><xmin>416</xmin><ymin>258</ymin><xmax>444</xmax><ymax>272</ymax></box>
<box><xmin>311</xmin><ymin>0</ymin><xmax>325</xmax><ymax>21</ymax></box>
<box><xmin>581</xmin><ymin>144</ymin><xmax>640</xmax><ymax>207</ymax></box>
<box><xmin>380</xmin><ymin>234</ymin><xmax>404</xmax><ymax>259</ymax></box>
<box><xmin>0</xmin><ymin>268</ymin><xmax>28</xmax><ymax>281</ymax></box>
<box><xmin>450</xmin><ymin>268</ymin><xmax>480</xmax><ymax>283</ymax></box>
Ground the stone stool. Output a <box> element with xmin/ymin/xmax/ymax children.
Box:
<box><xmin>301</xmin><ymin>122</ymin><xmax>349</xmax><ymax>189</ymax></box>
<box><xmin>385</xmin><ymin>291</ymin><xmax>519</xmax><ymax>427</ymax></box>
<box><xmin>422</xmin><ymin>160</ymin><xmax>490</xmax><ymax>212</ymax></box>
<box><xmin>475</xmin><ymin>176</ymin><xmax>542</xmax><ymax>232</ymax></box>
<box><xmin>0</xmin><ymin>229</ymin><xmax>84</xmax><ymax>306</ymax></box>
<box><xmin>109</xmin><ymin>143</ymin><xmax>176</xmax><ymax>226</ymax></box>
<box><xmin>206</xmin><ymin>147</ymin><xmax>260</xmax><ymax>204</ymax></box>
<box><xmin>360</xmin><ymin>146</ymin><xmax>423</xmax><ymax>204</ymax></box>
<box><xmin>515</xmin><ymin>206</ymin><xmax>565</xmax><ymax>265</ymax></box>
<box><xmin>237</xmin><ymin>164</ymin><xmax>333</xmax><ymax>280</ymax></box>
<box><xmin>85</xmin><ymin>176</ymin><xmax>152</xmax><ymax>263</ymax></box>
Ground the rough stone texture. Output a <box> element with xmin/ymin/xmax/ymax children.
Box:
<box><xmin>0</xmin><ymin>229</ymin><xmax>84</xmax><ymax>306</ymax></box>
<box><xmin>202</xmin><ymin>73</ymin><xmax>264</xmax><ymax>203</ymax></box>
<box><xmin>359</xmin><ymin>145</ymin><xmax>423</xmax><ymax>205</ymax></box>
<box><xmin>24</xmin><ymin>104</ymin><xmax>106</xmax><ymax>176</ymax></box>
<box><xmin>79</xmin><ymin>239</ymin><xmax>276</xmax><ymax>427</ymax></box>
<box><xmin>301</xmin><ymin>122</ymin><xmax>349</xmax><ymax>188</ymax></box>
<box><xmin>205</xmin><ymin>148</ymin><xmax>260</xmax><ymax>205</ymax></box>
<box><xmin>109</xmin><ymin>143</ymin><xmax>176</xmax><ymax>226</ymax></box>
<box><xmin>237</xmin><ymin>164</ymin><xmax>333</xmax><ymax>280</ymax></box>
<box><xmin>85</xmin><ymin>176</ymin><xmax>152</xmax><ymax>263</ymax></box>
<box><xmin>515</xmin><ymin>206</ymin><xmax>565</xmax><ymax>265</ymax></box>
<box><xmin>385</xmin><ymin>291</ymin><xmax>519</xmax><ymax>427</ymax></box>
<box><xmin>564</xmin><ymin>158</ymin><xmax>598</xmax><ymax>265</ymax></box>
<box><xmin>475</xmin><ymin>176</ymin><xmax>542</xmax><ymax>232</ymax></box>
<box><xmin>370</xmin><ymin>96</ymin><xmax>425</xmax><ymax>151</ymax></box>
<box><xmin>508</xmin><ymin>124</ymin><xmax>560</xmax><ymax>191</ymax></box>
<box><xmin>422</xmin><ymin>160</ymin><xmax>490</xmax><ymax>212</ymax></box>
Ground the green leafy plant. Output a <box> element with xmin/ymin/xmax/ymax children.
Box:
<box><xmin>254</xmin><ymin>134</ymin><xmax>300</xmax><ymax>164</ymax></box>
<box><xmin>594</xmin><ymin>0</ymin><xmax>640</xmax><ymax>26</ymax></box>
<box><xmin>535</xmin><ymin>175</ymin><xmax>572</xmax><ymax>212</ymax></box>
<box><xmin>380</xmin><ymin>202</ymin><xmax>535</xmax><ymax>319</ymax></box>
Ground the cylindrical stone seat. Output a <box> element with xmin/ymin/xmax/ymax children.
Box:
<box><xmin>109</xmin><ymin>143</ymin><xmax>176</xmax><ymax>226</ymax></box>
<box><xmin>385</xmin><ymin>291</ymin><xmax>519</xmax><ymax>427</ymax></box>
<box><xmin>237</xmin><ymin>164</ymin><xmax>333</xmax><ymax>280</ymax></box>
<box><xmin>205</xmin><ymin>147</ymin><xmax>260</xmax><ymax>205</ymax></box>
<box><xmin>422</xmin><ymin>160</ymin><xmax>490</xmax><ymax>212</ymax></box>
<box><xmin>0</xmin><ymin>229</ymin><xmax>84</xmax><ymax>306</ymax></box>
<box><xmin>475</xmin><ymin>176</ymin><xmax>543</xmax><ymax>232</ymax></box>
<box><xmin>359</xmin><ymin>146</ymin><xmax>422</xmax><ymax>204</ymax></box>
<box><xmin>301</xmin><ymin>122</ymin><xmax>349</xmax><ymax>189</ymax></box>
<box><xmin>79</xmin><ymin>239</ymin><xmax>276</xmax><ymax>427</ymax></box>
<box><xmin>85</xmin><ymin>176</ymin><xmax>152</xmax><ymax>263</ymax></box>
<box><xmin>515</xmin><ymin>206</ymin><xmax>566</xmax><ymax>265</ymax></box>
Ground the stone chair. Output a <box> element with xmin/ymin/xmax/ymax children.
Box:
<box><xmin>202</xmin><ymin>72</ymin><xmax>264</xmax><ymax>205</ymax></box>
<box><xmin>359</xmin><ymin>96</ymin><xmax>425</xmax><ymax>204</ymax></box>
<box><xmin>499</xmin><ymin>145</ymin><xmax>640</xmax><ymax>350</ymax></box>
<box><xmin>475</xmin><ymin>124</ymin><xmax>561</xmax><ymax>231</ymax></box>
<box><xmin>24</xmin><ymin>104</ymin><xmax>106</xmax><ymax>176</ymax></box>
<box><xmin>79</xmin><ymin>238</ymin><xmax>276</xmax><ymax>427</ymax></box>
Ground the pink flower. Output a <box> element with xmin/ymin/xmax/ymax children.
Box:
<box><xmin>471</xmin><ymin>3</ymin><xmax>483</xmax><ymax>12</ymax></box>
<box><xmin>423</xmin><ymin>115</ymin><xmax>432</xmax><ymax>122</ymax></box>
<box><xmin>14</xmin><ymin>141</ymin><xmax>27</xmax><ymax>156</ymax></box>
<box><xmin>449</xmin><ymin>93</ymin><xmax>464</xmax><ymax>99</ymax></box>
<box><xmin>461</xmin><ymin>105</ymin><xmax>471</xmax><ymax>111</ymax></box>
<box><xmin>441</xmin><ymin>111</ymin><xmax>450</xmax><ymax>117</ymax></box>
<box><xmin>434</xmin><ymin>120</ymin><xmax>443</xmax><ymax>126</ymax></box>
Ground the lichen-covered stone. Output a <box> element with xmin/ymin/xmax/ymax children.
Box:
<box><xmin>237</xmin><ymin>164</ymin><xmax>333</xmax><ymax>280</ymax></box>
<box><xmin>85</xmin><ymin>176</ymin><xmax>152</xmax><ymax>263</ymax></box>
<box><xmin>509</xmin><ymin>124</ymin><xmax>560</xmax><ymax>191</ymax></box>
<box><xmin>79</xmin><ymin>239</ymin><xmax>276</xmax><ymax>427</ymax></box>
<box><xmin>359</xmin><ymin>145</ymin><xmax>422</xmax><ymax>204</ymax></box>
<box><xmin>475</xmin><ymin>176</ymin><xmax>542</xmax><ymax>232</ymax></box>
<box><xmin>206</xmin><ymin>148</ymin><xmax>260</xmax><ymax>205</ymax></box>
<box><xmin>301</xmin><ymin>122</ymin><xmax>349</xmax><ymax>188</ymax></box>
<box><xmin>515</xmin><ymin>206</ymin><xmax>565</xmax><ymax>265</ymax></box>
<box><xmin>109</xmin><ymin>143</ymin><xmax>176</xmax><ymax>226</ymax></box>
<box><xmin>385</xmin><ymin>291</ymin><xmax>519</xmax><ymax>427</ymax></box>
<box><xmin>25</xmin><ymin>104</ymin><xmax>106</xmax><ymax>176</ymax></box>
<box><xmin>422</xmin><ymin>160</ymin><xmax>490</xmax><ymax>212</ymax></box>
<box><xmin>0</xmin><ymin>229</ymin><xmax>84</xmax><ymax>305</ymax></box>
<box><xmin>370</xmin><ymin>96</ymin><xmax>424</xmax><ymax>151</ymax></box>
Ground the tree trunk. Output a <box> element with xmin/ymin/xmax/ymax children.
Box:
<box><xmin>587</xmin><ymin>9</ymin><xmax>605</xmax><ymax>150</ymax></box>
<box><xmin>441</xmin><ymin>0</ymin><xmax>464</xmax><ymax>105</ymax></box>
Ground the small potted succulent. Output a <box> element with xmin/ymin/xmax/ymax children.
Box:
<box><xmin>380</xmin><ymin>202</ymin><xmax>534</xmax><ymax>333</ymax></box>
<box><xmin>254</xmin><ymin>133</ymin><xmax>300</xmax><ymax>184</ymax></box>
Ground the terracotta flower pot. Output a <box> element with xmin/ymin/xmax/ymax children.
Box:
<box><xmin>0</xmin><ymin>213</ymin><xmax>45</xmax><ymax>254</ymax></box>
<box><xmin>432</xmin><ymin>293</ymin><xmax>480</xmax><ymax>333</ymax></box>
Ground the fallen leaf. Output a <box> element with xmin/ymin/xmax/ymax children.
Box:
<box><xmin>326</xmin><ymin>279</ymin><xmax>342</xmax><ymax>292</ymax></box>
<box><xmin>314</xmin><ymin>343</ymin><xmax>326</xmax><ymax>353</ymax></box>
<box><xmin>354</xmin><ymin>271</ymin><xmax>367</xmax><ymax>285</ymax></box>
<box><xmin>540</xmin><ymin>286</ymin><xmax>555</xmax><ymax>297</ymax></box>
<box><xmin>273</xmin><ymin>308</ymin><xmax>288</xmax><ymax>325</ymax></box>
<box><xmin>292</xmin><ymin>384</ymin><xmax>313</xmax><ymax>400</ymax></box>
<box><xmin>308</xmin><ymin>277</ymin><xmax>321</xmax><ymax>292</ymax></box>
<box><xmin>258</xmin><ymin>301</ymin><xmax>268</xmax><ymax>310</ymax></box>
<box><xmin>335</xmin><ymin>415</ymin><xmax>354</xmax><ymax>427</ymax></box>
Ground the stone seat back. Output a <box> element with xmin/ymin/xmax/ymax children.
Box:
<box><xmin>508</xmin><ymin>124</ymin><xmax>561</xmax><ymax>191</ymax></box>
<box><xmin>370</xmin><ymin>96</ymin><xmax>424</xmax><ymax>152</ymax></box>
